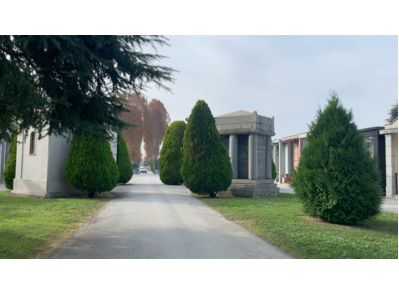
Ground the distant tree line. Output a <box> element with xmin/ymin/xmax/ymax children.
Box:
<box><xmin>119</xmin><ymin>93</ymin><xmax>170</xmax><ymax>166</ymax></box>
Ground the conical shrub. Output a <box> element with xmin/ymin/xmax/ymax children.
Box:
<box><xmin>117</xmin><ymin>133</ymin><xmax>133</xmax><ymax>184</ymax></box>
<box><xmin>65</xmin><ymin>133</ymin><xmax>119</xmax><ymax>198</ymax></box>
<box><xmin>181</xmin><ymin>100</ymin><xmax>232</xmax><ymax>197</ymax></box>
<box><xmin>272</xmin><ymin>158</ymin><xmax>277</xmax><ymax>180</ymax></box>
<box><xmin>291</xmin><ymin>92</ymin><xmax>383</xmax><ymax>224</ymax></box>
<box><xmin>159</xmin><ymin>121</ymin><xmax>186</xmax><ymax>185</ymax></box>
<box><xmin>3</xmin><ymin>134</ymin><xmax>17</xmax><ymax>190</ymax></box>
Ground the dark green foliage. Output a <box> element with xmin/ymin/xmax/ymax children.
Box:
<box><xmin>159</xmin><ymin>121</ymin><xmax>186</xmax><ymax>185</ymax></box>
<box><xmin>0</xmin><ymin>35</ymin><xmax>176</xmax><ymax>142</ymax></box>
<box><xmin>3</xmin><ymin>134</ymin><xmax>17</xmax><ymax>189</ymax></box>
<box><xmin>65</xmin><ymin>133</ymin><xmax>119</xmax><ymax>198</ymax></box>
<box><xmin>386</xmin><ymin>102</ymin><xmax>398</xmax><ymax>123</ymax></box>
<box><xmin>181</xmin><ymin>100</ymin><xmax>233</xmax><ymax>197</ymax></box>
<box><xmin>117</xmin><ymin>133</ymin><xmax>133</xmax><ymax>184</ymax></box>
<box><xmin>272</xmin><ymin>158</ymin><xmax>277</xmax><ymax>180</ymax></box>
<box><xmin>291</xmin><ymin>92</ymin><xmax>383</xmax><ymax>224</ymax></box>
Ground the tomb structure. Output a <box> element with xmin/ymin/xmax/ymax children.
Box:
<box><xmin>12</xmin><ymin>129</ymin><xmax>117</xmax><ymax>198</ymax></box>
<box><xmin>379</xmin><ymin>117</ymin><xmax>398</xmax><ymax>198</ymax></box>
<box><xmin>214</xmin><ymin>110</ymin><xmax>279</xmax><ymax>197</ymax></box>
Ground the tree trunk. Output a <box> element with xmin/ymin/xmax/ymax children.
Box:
<box><xmin>209</xmin><ymin>192</ymin><xmax>217</xmax><ymax>198</ymax></box>
<box><xmin>88</xmin><ymin>190</ymin><xmax>96</xmax><ymax>198</ymax></box>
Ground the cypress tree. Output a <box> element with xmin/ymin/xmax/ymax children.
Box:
<box><xmin>65</xmin><ymin>133</ymin><xmax>119</xmax><ymax>198</ymax></box>
<box><xmin>291</xmin><ymin>92</ymin><xmax>383</xmax><ymax>224</ymax></box>
<box><xmin>272</xmin><ymin>158</ymin><xmax>277</xmax><ymax>180</ymax></box>
<box><xmin>3</xmin><ymin>134</ymin><xmax>17</xmax><ymax>190</ymax></box>
<box><xmin>181</xmin><ymin>100</ymin><xmax>233</xmax><ymax>197</ymax></box>
<box><xmin>117</xmin><ymin>133</ymin><xmax>133</xmax><ymax>184</ymax></box>
<box><xmin>159</xmin><ymin>121</ymin><xmax>186</xmax><ymax>185</ymax></box>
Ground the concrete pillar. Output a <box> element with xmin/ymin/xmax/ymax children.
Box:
<box><xmin>248</xmin><ymin>133</ymin><xmax>258</xmax><ymax>180</ymax></box>
<box><xmin>278</xmin><ymin>141</ymin><xmax>283</xmax><ymax>183</ymax></box>
<box><xmin>287</xmin><ymin>142</ymin><xmax>293</xmax><ymax>174</ymax></box>
<box><xmin>298</xmin><ymin>138</ymin><xmax>303</xmax><ymax>161</ymax></box>
<box><xmin>15</xmin><ymin>133</ymin><xmax>25</xmax><ymax>180</ymax></box>
<box><xmin>229</xmin><ymin>134</ymin><xmax>238</xmax><ymax>179</ymax></box>
<box><xmin>266</xmin><ymin>136</ymin><xmax>272</xmax><ymax>179</ymax></box>
<box><xmin>385</xmin><ymin>134</ymin><xmax>397</xmax><ymax>197</ymax></box>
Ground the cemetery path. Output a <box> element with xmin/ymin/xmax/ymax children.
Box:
<box><xmin>52</xmin><ymin>172</ymin><xmax>292</xmax><ymax>259</ymax></box>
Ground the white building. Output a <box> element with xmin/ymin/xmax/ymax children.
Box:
<box><xmin>12</xmin><ymin>129</ymin><xmax>117</xmax><ymax>198</ymax></box>
<box><xmin>379</xmin><ymin>117</ymin><xmax>398</xmax><ymax>198</ymax></box>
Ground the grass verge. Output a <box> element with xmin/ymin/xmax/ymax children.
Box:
<box><xmin>0</xmin><ymin>191</ymin><xmax>110</xmax><ymax>259</ymax></box>
<box><xmin>201</xmin><ymin>193</ymin><xmax>398</xmax><ymax>259</ymax></box>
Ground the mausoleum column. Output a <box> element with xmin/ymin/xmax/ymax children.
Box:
<box><xmin>385</xmin><ymin>134</ymin><xmax>397</xmax><ymax>197</ymax></box>
<box><xmin>248</xmin><ymin>133</ymin><xmax>258</xmax><ymax>180</ymax></box>
<box><xmin>287</xmin><ymin>142</ymin><xmax>293</xmax><ymax>174</ymax></box>
<box><xmin>266</xmin><ymin>136</ymin><xmax>272</xmax><ymax>179</ymax></box>
<box><xmin>229</xmin><ymin>134</ymin><xmax>238</xmax><ymax>179</ymax></box>
<box><xmin>278</xmin><ymin>140</ymin><xmax>283</xmax><ymax>183</ymax></box>
<box><xmin>298</xmin><ymin>138</ymin><xmax>303</xmax><ymax>160</ymax></box>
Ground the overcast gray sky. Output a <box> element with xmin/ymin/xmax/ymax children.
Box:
<box><xmin>143</xmin><ymin>35</ymin><xmax>398</xmax><ymax>139</ymax></box>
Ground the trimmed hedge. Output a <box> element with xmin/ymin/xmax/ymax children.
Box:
<box><xmin>3</xmin><ymin>134</ymin><xmax>17</xmax><ymax>190</ymax></box>
<box><xmin>159</xmin><ymin>121</ymin><xmax>186</xmax><ymax>185</ymax></box>
<box><xmin>65</xmin><ymin>133</ymin><xmax>119</xmax><ymax>198</ymax></box>
<box><xmin>181</xmin><ymin>100</ymin><xmax>232</xmax><ymax>197</ymax></box>
<box><xmin>117</xmin><ymin>133</ymin><xmax>133</xmax><ymax>184</ymax></box>
<box><xmin>290</xmin><ymin>92</ymin><xmax>383</xmax><ymax>224</ymax></box>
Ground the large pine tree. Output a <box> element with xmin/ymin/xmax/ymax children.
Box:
<box><xmin>159</xmin><ymin>121</ymin><xmax>186</xmax><ymax>185</ymax></box>
<box><xmin>0</xmin><ymin>35</ymin><xmax>176</xmax><ymax>142</ymax></box>
<box><xmin>291</xmin><ymin>92</ymin><xmax>383</xmax><ymax>224</ymax></box>
<box><xmin>181</xmin><ymin>100</ymin><xmax>232</xmax><ymax>197</ymax></box>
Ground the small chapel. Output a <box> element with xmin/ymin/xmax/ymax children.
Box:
<box><xmin>12</xmin><ymin>129</ymin><xmax>117</xmax><ymax>198</ymax></box>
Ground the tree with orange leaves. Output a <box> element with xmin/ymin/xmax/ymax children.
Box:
<box><xmin>119</xmin><ymin>93</ymin><xmax>148</xmax><ymax>165</ymax></box>
<box><xmin>143</xmin><ymin>99</ymin><xmax>171</xmax><ymax>164</ymax></box>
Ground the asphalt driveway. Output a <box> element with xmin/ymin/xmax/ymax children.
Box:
<box><xmin>52</xmin><ymin>173</ymin><xmax>292</xmax><ymax>259</ymax></box>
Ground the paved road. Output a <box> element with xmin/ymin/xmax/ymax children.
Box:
<box><xmin>0</xmin><ymin>183</ymin><xmax>9</xmax><ymax>192</ymax></box>
<box><xmin>277</xmin><ymin>183</ymin><xmax>398</xmax><ymax>213</ymax></box>
<box><xmin>53</xmin><ymin>173</ymin><xmax>292</xmax><ymax>259</ymax></box>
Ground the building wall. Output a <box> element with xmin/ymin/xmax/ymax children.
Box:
<box><xmin>293</xmin><ymin>140</ymin><xmax>300</xmax><ymax>168</ymax></box>
<box><xmin>257</xmin><ymin>135</ymin><xmax>266</xmax><ymax>179</ymax></box>
<box><xmin>13</xmin><ymin>129</ymin><xmax>118</xmax><ymax>198</ymax></box>
<box><xmin>110</xmin><ymin>132</ymin><xmax>118</xmax><ymax>162</ymax></box>
<box><xmin>395</xmin><ymin>132</ymin><xmax>398</xmax><ymax>174</ymax></box>
<box><xmin>13</xmin><ymin>131</ymin><xmax>49</xmax><ymax>196</ymax></box>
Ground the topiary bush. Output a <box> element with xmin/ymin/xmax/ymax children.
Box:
<box><xmin>117</xmin><ymin>133</ymin><xmax>133</xmax><ymax>184</ymax></box>
<box><xmin>290</xmin><ymin>92</ymin><xmax>383</xmax><ymax>224</ymax></box>
<box><xmin>3</xmin><ymin>134</ymin><xmax>17</xmax><ymax>190</ymax></box>
<box><xmin>65</xmin><ymin>132</ymin><xmax>119</xmax><ymax>198</ymax></box>
<box><xmin>159</xmin><ymin>121</ymin><xmax>186</xmax><ymax>185</ymax></box>
<box><xmin>272</xmin><ymin>158</ymin><xmax>277</xmax><ymax>180</ymax></box>
<box><xmin>181</xmin><ymin>100</ymin><xmax>232</xmax><ymax>197</ymax></box>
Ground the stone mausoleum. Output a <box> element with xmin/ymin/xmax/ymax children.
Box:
<box><xmin>214</xmin><ymin>110</ymin><xmax>279</xmax><ymax>197</ymax></box>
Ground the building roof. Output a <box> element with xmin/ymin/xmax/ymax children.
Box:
<box><xmin>214</xmin><ymin>110</ymin><xmax>253</xmax><ymax>118</ymax></box>
<box><xmin>358</xmin><ymin>126</ymin><xmax>384</xmax><ymax>133</ymax></box>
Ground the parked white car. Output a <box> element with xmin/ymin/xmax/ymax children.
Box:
<box><xmin>139</xmin><ymin>167</ymin><xmax>147</xmax><ymax>174</ymax></box>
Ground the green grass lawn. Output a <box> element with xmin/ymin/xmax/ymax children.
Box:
<box><xmin>0</xmin><ymin>191</ymin><xmax>110</xmax><ymax>259</ymax></box>
<box><xmin>201</xmin><ymin>193</ymin><xmax>398</xmax><ymax>259</ymax></box>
